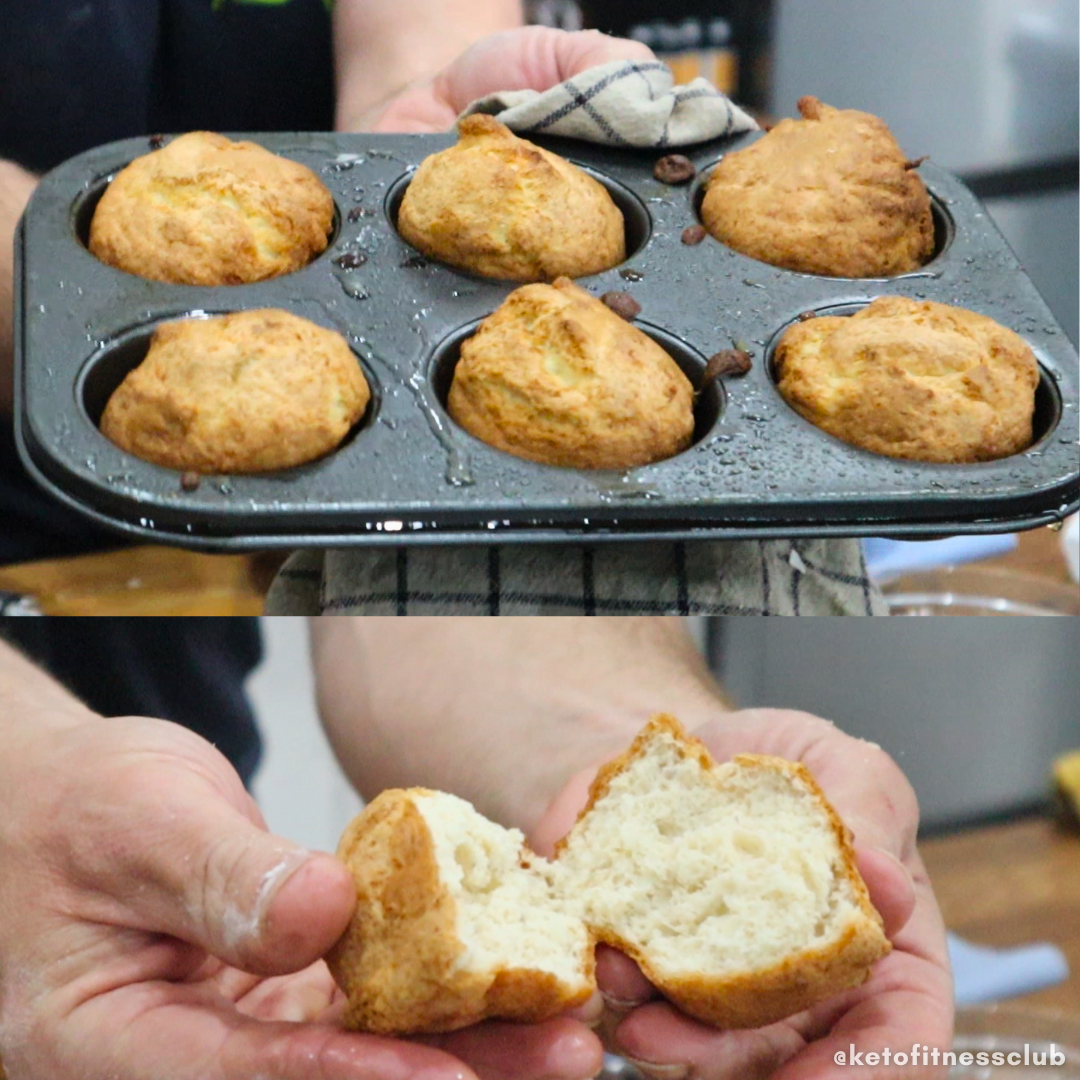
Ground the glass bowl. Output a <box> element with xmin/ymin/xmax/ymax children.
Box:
<box><xmin>950</xmin><ymin>1003</ymin><xmax>1080</xmax><ymax>1077</ymax></box>
<box><xmin>882</xmin><ymin>565</ymin><xmax>1080</xmax><ymax>616</ymax></box>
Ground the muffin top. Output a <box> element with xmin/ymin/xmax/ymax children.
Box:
<box><xmin>100</xmin><ymin>309</ymin><xmax>369</xmax><ymax>473</ymax></box>
<box><xmin>397</xmin><ymin>115</ymin><xmax>626</xmax><ymax>282</ymax></box>
<box><xmin>774</xmin><ymin>296</ymin><xmax>1039</xmax><ymax>463</ymax></box>
<box><xmin>89</xmin><ymin>132</ymin><xmax>334</xmax><ymax>284</ymax></box>
<box><xmin>448</xmin><ymin>277</ymin><xmax>694</xmax><ymax>470</ymax></box>
<box><xmin>702</xmin><ymin>97</ymin><xmax>934</xmax><ymax>278</ymax></box>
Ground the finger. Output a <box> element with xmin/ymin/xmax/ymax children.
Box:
<box><xmin>530</xmin><ymin>765</ymin><xmax>598</xmax><ymax>857</ymax></box>
<box><xmin>854</xmin><ymin>847</ymin><xmax>915</xmax><ymax>940</ymax></box>
<box><xmin>235</xmin><ymin>960</ymin><xmax>341</xmax><ymax>1023</ymax></box>
<box><xmin>29</xmin><ymin>980</ymin><xmax>479</xmax><ymax>1080</ymax></box>
<box><xmin>173</xmin><ymin>823</ymin><xmax>354</xmax><ymax>975</ymax></box>
<box><xmin>72</xmin><ymin>741</ymin><xmax>356</xmax><ymax>975</ymax></box>
<box><xmin>565</xmin><ymin>990</ymin><xmax>605</xmax><ymax>1028</ymax></box>
<box><xmin>434</xmin><ymin>27</ymin><xmax>654</xmax><ymax>115</ymax></box>
<box><xmin>614</xmin><ymin>1002</ymin><xmax>806</xmax><ymax>1080</ymax></box>
<box><xmin>424</xmin><ymin>1017</ymin><xmax>604</xmax><ymax>1080</ymax></box>
<box><xmin>595</xmin><ymin>946</ymin><xmax>657</xmax><ymax>1011</ymax></box>
<box><xmin>549</xmin><ymin>27</ymin><xmax>657</xmax><ymax>78</ymax></box>
<box><xmin>772</xmin><ymin>955</ymin><xmax>953</xmax><ymax>1079</ymax></box>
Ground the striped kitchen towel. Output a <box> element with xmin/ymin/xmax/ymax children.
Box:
<box><xmin>461</xmin><ymin>58</ymin><xmax>758</xmax><ymax>147</ymax></box>
<box><xmin>266</xmin><ymin>539</ymin><xmax>886</xmax><ymax>616</ymax></box>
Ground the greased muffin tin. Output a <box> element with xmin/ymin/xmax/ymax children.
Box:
<box><xmin>13</xmin><ymin>131</ymin><xmax>1080</xmax><ymax>549</ymax></box>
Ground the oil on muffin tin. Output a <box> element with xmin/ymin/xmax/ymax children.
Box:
<box><xmin>13</xmin><ymin>130</ymin><xmax>1080</xmax><ymax>549</ymax></box>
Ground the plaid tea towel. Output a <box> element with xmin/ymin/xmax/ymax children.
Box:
<box><xmin>461</xmin><ymin>58</ymin><xmax>758</xmax><ymax>147</ymax></box>
<box><xmin>266</xmin><ymin>540</ymin><xmax>886</xmax><ymax>616</ymax></box>
<box><xmin>267</xmin><ymin>62</ymin><xmax>882</xmax><ymax>616</ymax></box>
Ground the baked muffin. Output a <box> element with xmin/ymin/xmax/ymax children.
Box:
<box><xmin>397</xmin><ymin>115</ymin><xmax>625</xmax><ymax>281</ymax></box>
<box><xmin>701</xmin><ymin>97</ymin><xmax>934</xmax><ymax>278</ymax></box>
<box><xmin>327</xmin><ymin>716</ymin><xmax>889</xmax><ymax>1036</ymax></box>
<box><xmin>100</xmin><ymin>309</ymin><xmax>370</xmax><ymax>473</ymax></box>
<box><xmin>89</xmin><ymin>131</ymin><xmax>334</xmax><ymax>284</ymax></box>
<box><xmin>774</xmin><ymin>296</ymin><xmax>1039</xmax><ymax>463</ymax></box>
<box><xmin>448</xmin><ymin>278</ymin><xmax>694</xmax><ymax>469</ymax></box>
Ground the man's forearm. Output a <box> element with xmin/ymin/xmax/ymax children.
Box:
<box><xmin>333</xmin><ymin>0</ymin><xmax>523</xmax><ymax>130</ymax></box>
<box><xmin>311</xmin><ymin>617</ymin><xmax>729</xmax><ymax>834</ymax></box>
<box><xmin>0</xmin><ymin>160</ymin><xmax>38</xmax><ymax>415</ymax></box>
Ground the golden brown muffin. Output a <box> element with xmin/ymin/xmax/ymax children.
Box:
<box><xmin>774</xmin><ymin>296</ymin><xmax>1039</xmax><ymax>462</ymax></box>
<box><xmin>396</xmin><ymin>115</ymin><xmax>626</xmax><ymax>281</ymax></box>
<box><xmin>100</xmin><ymin>309</ymin><xmax>370</xmax><ymax>473</ymax></box>
<box><xmin>448</xmin><ymin>277</ymin><xmax>695</xmax><ymax>469</ymax></box>
<box><xmin>701</xmin><ymin>96</ymin><xmax>934</xmax><ymax>278</ymax></box>
<box><xmin>89</xmin><ymin>131</ymin><xmax>334</xmax><ymax>284</ymax></box>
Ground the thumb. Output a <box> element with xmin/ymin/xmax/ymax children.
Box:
<box><xmin>97</xmin><ymin>769</ymin><xmax>356</xmax><ymax>976</ymax></box>
<box><xmin>181</xmin><ymin>828</ymin><xmax>356</xmax><ymax>975</ymax></box>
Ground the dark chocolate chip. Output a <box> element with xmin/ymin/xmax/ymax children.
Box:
<box><xmin>400</xmin><ymin>254</ymin><xmax>429</xmax><ymax>269</ymax></box>
<box><xmin>797</xmin><ymin>310</ymin><xmax>817</xmax><ymax>322</ymax></box>
<box><xmin>618</xmin><ymin>268</ymin><xmax>644</xmax><ymax>282</ymax></box>
<box><xmin>681</xmin><ymin>224</ymin><xmax>707</xmax><ymax>246</ymax></box>
<box><xmin>653</xmin><ymin>154</ymin><xmax>697</xmax><ymax>185</ymax></box>
<box><xmin>334</xmin><ymin>251</ymin><xmax>368</xmax><ymax>269</ymax></box>
<box><xmin>180</xmin><ymin>471</ymin><xmax>201</xmax><ymax>492</ymax></box>
<box><xmin>148</xmin><ymin>134</ymin><xmax>166</xmax><ymax>150</ymax></box>
<box><xmin>600</xmin><ymin>291</ymin><xmax>642</xmax><ymax>321</ymax></box>
<box><xmin>703</xmin><ymin>349</ymin><xmax>753</xmax><ymax>385</ymax></box>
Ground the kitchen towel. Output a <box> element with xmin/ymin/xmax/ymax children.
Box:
<box><xmin>267</xmin><ymin>65</ymin><xmax>879</xmax><ymax>616</ymax></box>
<box><xmin>266</xmin><ymin>539</ymin><xmax>886</xmax><ymax>615</ymax></box>
<box><xmin>460</xmin><ymin>58</ymin><xmax>758</xmax><ymax>147</ymax></box>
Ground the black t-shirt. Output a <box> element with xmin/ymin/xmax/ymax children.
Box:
<box><xmin>1</xmin><ymin>0</ymin><xmax>335</xmax><ymax>564</ymax></box>
<box><xmin>0</xmin><ymin>0</ymin><xmax>335</xmax><ymax>776</ymax></box>
<box><xmin>0</xmin><ymin>618</ymin><xmax>265</xmax><ymax>785</ymax></box>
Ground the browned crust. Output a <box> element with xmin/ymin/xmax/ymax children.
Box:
<box><xmin>397</xmin><ymin>115</ymin><xmax>625</xmax><ymax>282</ymax></box>
<box><xmin>326</xmin><ymin>789</ymin><xmax>593</xmax><ymax>1034</ymax></box>
<box><xmin>447</xmin><ymin>277</ymin><xmax>694</xmax><ymax>470</ymax></box>
<box><xmin>89</xmin><ymin>131</ymin><xmax>333</xmax><ymax>285</ymax></box>
<box><xmin>558</xmin><ymin>714</ymin><xmax>891</xmax><ymax>1030</ymax></box>
<box><xmin>773</xmin><ymin>295</ymin><xmax>1038</xmax><ymax>463</ymax></box>
<box><xmin>330</xmin><ymin>717</ymin><xmax>891</xmax><ymax>1035</ymax></box>
<box><xmin>701</xmin><ymin>97</ymin><xmax>934</xmax><ymax>278</ymax></box>
<box><xmin>99</xmin><ymin>309</ymin><xmax>370</xmax><ymax>473</ymax></box>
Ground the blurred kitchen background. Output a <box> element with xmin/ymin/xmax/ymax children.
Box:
<box><xmin>529</xmin><ymin>0</ymin><xmax>1079</xmax><ymax>345</ymax></box>
<box><xmin>249</xmin><ymin>615</ymin><xmax>1077</xmax><ymax>846</ymax></box>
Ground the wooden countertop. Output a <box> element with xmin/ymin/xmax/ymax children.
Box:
<box><xmin>0</xmin><ymin>545</ymin><xmax>267</xmax><ymax>615</ymax></box>
<box><xmin>921</xmin><ymin>816</ymin><xmax>1080</xmax><ymax>1012</ymax></box>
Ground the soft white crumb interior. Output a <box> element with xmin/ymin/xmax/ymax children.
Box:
<box><xmin>554</xmin><ymin>735</ymin><xmax>862</xmax><ymax>977</ymax></box>
<box><xmin>414</xmin><ymin>791</ymin><xmax>591</xmax><ymax>986</ymax></box>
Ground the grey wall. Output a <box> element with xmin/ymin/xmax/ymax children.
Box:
<box><xmin>772</xmin><ymin>0</ymin><xmax>1079</xmax><ymax>344</ymax></box>
<box><xmin>247</xmin><ymin>617</ymin><xmax>362</xmax><ymax>853</ymax></box>
<box><xmin>713</xmin><ymin>618</ymin><xmax>1080</xmax><ymax>830</ymax></box>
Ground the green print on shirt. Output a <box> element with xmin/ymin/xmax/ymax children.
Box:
<box><xmin>211</xmin><ymin>0</ymin><xmax>333</xmax><ymax>11</ymax></box>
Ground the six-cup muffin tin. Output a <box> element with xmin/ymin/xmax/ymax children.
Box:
<box><xmin>13</xmin><ymin>130</ymin><xmax>1080</xmax><ymax>549</ymax></box>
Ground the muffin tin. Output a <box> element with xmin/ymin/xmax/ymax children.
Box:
<box><xmin>13</xmin><ymin>130</ymin><xmax>1079</xmax><ymax>549</ymax></box>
